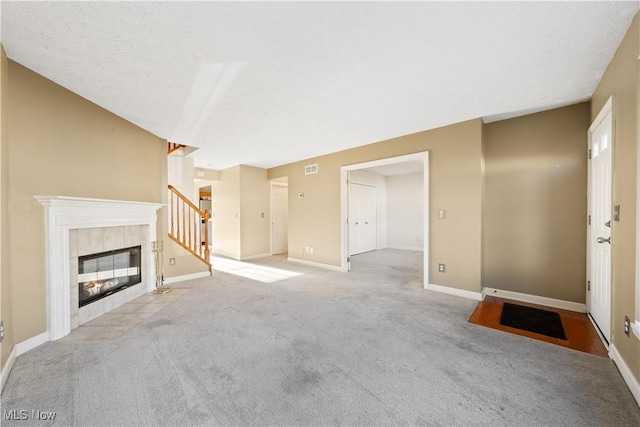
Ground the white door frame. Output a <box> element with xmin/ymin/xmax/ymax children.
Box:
<box><xmin>636</xmin><ymin>95</ymin><xmax>640</xmax><ymax>337</ymax></box>
<box><xmin>340</xmin><ymin>151</ymin><xmax>429</xmax><ymax>287</ymax></box>
<box><xmin>270</xmin><ymin>181</ymin><xmax>288</xmax><ymax>255</ymax></box>
<box><xmin>587</xmin><ymin>96</ymin><xmax>613</xmax><ymax>343</ymax></box>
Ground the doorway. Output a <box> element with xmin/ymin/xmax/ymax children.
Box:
<box><xmin>587</xmin><ymin>97</ymin><xmax>613</xmax><ymax>344</ymax></box>
<box><xmin>270</xmin><ymin>180</ymin><xmax>289</xmax><ymax>255</ymax></box>
<box><xmin>340</xmin><ymin>152</ymin><xmax>429</xmax><ymax>287</ymax></box>
<box><xmin>197</xmin><ymin>184</ymin><xmax>213</xmax><ymax>248</ymax></box>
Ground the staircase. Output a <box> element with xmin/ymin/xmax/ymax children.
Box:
<box><xmin>167</xmin><ymin>185</ymin><xmax>212</xmax><ymax>272</ymax></box>
<box><xmin>167</xmin><ymin>141</ymin><xmax>186</xmax><ymax>155</ymax></box>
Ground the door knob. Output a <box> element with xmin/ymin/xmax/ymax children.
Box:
<box><xmin>596</xmin><ymin>237</ymin><xmax>611</xmax><ymax>244</ymax></box>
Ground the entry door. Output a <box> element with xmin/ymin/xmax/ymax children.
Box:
<box><xmin>271</xmin><ymin>183</ymin><xmax>288</xmax><ymax>255</ymax></box>
<box><xmin>348</xmin><ymin>183</ymin><xmax>377</xmax><ymax>255</ymax></box>
<box><xmin>588</xmin><ymin>100</ymin><xmax>613</xmax><ymax>344</ymax></box>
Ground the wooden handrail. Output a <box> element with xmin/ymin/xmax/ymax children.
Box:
<box><xmin>168</xmin><ymin>185</ymin><xmax>201</xmax><ymax>212</ymax></box>
<box><xmin>168</xmin><ymin>185</ymin><xmax>211</xmax><ymax>272</ymax></box>
<box><xmin>167</xmin><ymin>141</ymin><xmax>186</xmax><ymax>155</ymax></box>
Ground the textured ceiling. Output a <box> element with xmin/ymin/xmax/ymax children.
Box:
<box><xmin>1</xmin><ymin>1</ymin><xmax>638</xmax><ymax>169</ymax></box>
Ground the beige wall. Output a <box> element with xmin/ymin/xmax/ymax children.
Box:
<box><xmin>210</xmin><ymin>165</ymin><xmax>270</xmax><ymax>260</ymax></box>
<box><xmin>387</xmin><ymin>172</ymin><xmax>424</xmax><ymax>251</ymax></box>
<box><xmin>7</xmin><ymin>61</ymin><xmax>166</xmax><ymax>344</ymax></box>
<box><xmin>195</xmin><ymin>167</ymin><xmax>220</xmax><ymax>181</ymax></box>
<box><xmin>211</xmin><ymin>165</ymin><xmax>241</xmax><ymax>259</ymax></box>
<box><xmin>240</xmin><ymin>165</ymin><xmax>270</xmax><ymax>259</ymax></box>
<box><xmin>163</xmin><ymin>241</ymin><xmax>211</xmax><ymax>278</ymax></box>
<box><xmin>483</xmin><ymin>103</ymin><xmax>590</xmax><ymax>302</ymax></box>
<box><xmin>592</xmin><ymin>14</ymin><xmax>640</xmax><ymax>384</ymax></box>
<box><xmin>0</xmin><ymin>46</ymin><xmax>13</xmax><ymax>374</ymax></box>
<box><xmin>268</xmin><ymin>119</ymin><xmax>483</xmax><ymax>293</ymax></box>
<box><xmin>168</xmin><ymin>153</ymin><xmax>195</xmax><ymax>202</ymax></box>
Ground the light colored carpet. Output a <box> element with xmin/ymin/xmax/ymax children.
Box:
<box><xmin>2</xmin><ymin>249</ymin><xmax>639</xmax><ymax>426</ymax></box>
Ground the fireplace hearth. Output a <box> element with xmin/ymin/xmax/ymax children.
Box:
<box><xmin>79</xmin><ymin>245</ymin><xmax>142</xmax><ymax>307</ymax></box>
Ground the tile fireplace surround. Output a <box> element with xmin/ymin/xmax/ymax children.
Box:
<box><xmin>35</xmin><ymin>196</ymin><xmax>164</xmax><ymax>341</ymax></box>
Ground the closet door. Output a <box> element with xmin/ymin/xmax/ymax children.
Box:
<box><xmin>348</xmin><ymin>183</ymin><xmax>377</xmax><ymax>256</ymax></box>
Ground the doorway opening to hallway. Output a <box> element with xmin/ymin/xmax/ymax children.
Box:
<box><xmin>340</xmin><ymin>152</ymin><xmax>429</xmax><ymax>288</ymax></box>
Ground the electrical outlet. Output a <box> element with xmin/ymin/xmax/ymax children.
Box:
<box><xmin>0</xmin><ymin>320</ymin><xmax>4</xmax><ymax>343</ymax></box>
<box><xmin>624</xmin><ymin>316</ymin><xmax>630</xmax><ymax>337</ymax></box>
<box><xmin>169</xmin><ymin>258</ymin><xmax>176</xmax><ymax>265</ymax></box>
<box><xmin>309</xmin><ymin>247</ymin><xmax>314</xmax><ymax>254</ymax></box>
<box><xmin>438</xmin><ymin>263</ymin><xmax>446</xmax><ymax>273</ymax></box>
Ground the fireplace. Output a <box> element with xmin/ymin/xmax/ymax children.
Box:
<box><xmin>35</xmin><ymin>196</ymin><xmax>164</xmax><ymax>340</ymax></box>
<box><xmin>79</xmin><ymin>245</ymin><xmax>142</xmax><ymax>307</ymax></box>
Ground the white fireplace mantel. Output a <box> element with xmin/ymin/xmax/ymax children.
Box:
<box><xmin>35</xmin><ymin>196</ymin><xmax>164</xmax><ymax>340</ymax></box>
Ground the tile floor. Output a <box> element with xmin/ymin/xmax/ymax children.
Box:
<box><xmin>63</xmin><ymin>287</ymin><xmax>192</xmax><ymax>341</ymax></box>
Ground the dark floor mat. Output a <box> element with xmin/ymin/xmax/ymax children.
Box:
<box><xmin>499</xmin><ymin>302</ymin><xmax>567</xmax><ymax>340</ymax></box>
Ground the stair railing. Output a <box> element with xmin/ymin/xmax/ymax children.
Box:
<box><xmin>167</xmin><ymin>185</ymin><xmax>211</xmax><ymax>272</ymax></box>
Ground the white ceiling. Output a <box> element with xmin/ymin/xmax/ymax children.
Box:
<box><xmin>1</xmin><ymin>1</ymin><xmax>638</xmax><ymax>170</ymax></box>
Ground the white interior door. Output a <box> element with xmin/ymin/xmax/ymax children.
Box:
<box><xmin>348</xmin><ymin>182</ymin><xmax>377</xmax><ymax>255</ymax></box>
<box><xmin>362</xmin><ymin>185</ymin><xmax>377</xmax><ymax>251</ymax></box>
<box><xmin>588</xmin><ymin>100</ymin><xmax>613</xmax><ymax>344</ymax></box>
<box><xmin>271</xmin><ymin>183</ymin><xmax>288</xmax><ymax>255</ymax></box>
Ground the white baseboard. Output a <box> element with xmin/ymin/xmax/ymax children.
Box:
<box><xmin>386</xmin><ymin>245</ymin><xmax>423</xmax><ymax>252</ymax></box>
<box><xmin>482</xmin><ymin>287</ymin><xmax>587</xmax><ymax>313</ymax></box>
<box><xmin>1</xmin><ymin>346</ymin><xmax>17</xmax><ymax>392</ymax></box>
<box><xmin>287</xmin><ymin>257</ymin><xmax>346</xmax><ymax>272</ymax></box>
<box><xmin>2</xmin><ymin>331</ymin><xmax>49</xmax><ymax>393</ymax></box>
<box><xmin>163</xmin><ymin>271</ymin><xmax>211</xmax><ymax>284</ymax></box>
<box><xmin>241</xmin><ymin>253</ymin><xmax>272</xmax><ymax>261</ymax></box>
<box><xmin>610</xmin><ymin>344</ymin><xmax>640</xmax><ymax>407</ymax></box>
<box><xmin>426</xmin><ymin>283</ymin><xmax>483</xmax><ymax>301</ymax></box>
<box><xmin>15</xmin><ymin>332</ymin><xmax>49</xmax><ymax>355</ymax></box>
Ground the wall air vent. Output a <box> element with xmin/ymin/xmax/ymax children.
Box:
<box><xmin>304</xmin><ymin>164</ymin><xmax>318</xmax><ymax>175</ymax></box>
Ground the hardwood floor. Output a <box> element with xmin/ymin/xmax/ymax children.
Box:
<box><xmin>468</xmin><ymin>296</ymin><xmax>609</xmax><ymax>357</ymax></box>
